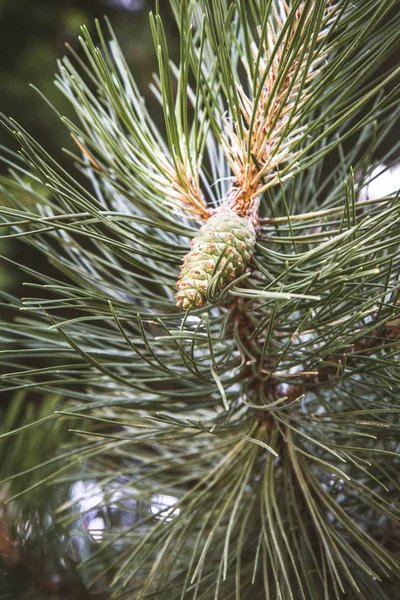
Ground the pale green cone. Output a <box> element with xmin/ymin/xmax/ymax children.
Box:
<box><xmin>176</xmin><ymin>210</ymin><xmax>256</xmax><ymax>309</ymax></box>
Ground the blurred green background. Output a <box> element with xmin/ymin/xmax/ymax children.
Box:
<box><xmin>0</xmin><ymin>0</ymin><xmax>177</xmax><ymax>169</ymax></box>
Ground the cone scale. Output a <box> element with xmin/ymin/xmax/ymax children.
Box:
<box><xmin>176</xmin><ymin>209</ymin><xmax>256</xmax><ymax>309</ymax></box>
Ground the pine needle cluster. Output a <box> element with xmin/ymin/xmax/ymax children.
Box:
<box><xmin>1</xmin><ymin>1</ymin><xmax>400</xmax><ymax>598</ymax></box>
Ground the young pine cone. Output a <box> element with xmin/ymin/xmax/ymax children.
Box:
<box><xmin>176</xmin><ymin>209</ymin><xmax>256</xmax><ymax>309</ymax></box>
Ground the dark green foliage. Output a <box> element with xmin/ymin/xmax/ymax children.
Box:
<box><xmin>1</xmin><ymin>1</ymin><xmax>400</xmax><ymax>598</ymax></box>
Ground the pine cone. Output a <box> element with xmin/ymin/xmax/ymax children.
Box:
<box><xmin>176</xmin><ymin>209</ymin><xmax>256</xmax><ymax>309</ymax></box>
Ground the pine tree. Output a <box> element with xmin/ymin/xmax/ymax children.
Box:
<box><xmin>1</xmin><ymin>1</ymin><xmax>400</xmax><ymax>598</ymax></box>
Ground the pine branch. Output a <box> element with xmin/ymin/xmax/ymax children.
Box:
<box><xmin>1</xmin><ymin>1</ymin><xmax>400</xmax><ymax>599</ymax></box>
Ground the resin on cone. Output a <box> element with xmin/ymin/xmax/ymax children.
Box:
<box><xmin>176</xmin><ymin>209</ymin><xmax>256</xmax><ymax>309</ymax></box>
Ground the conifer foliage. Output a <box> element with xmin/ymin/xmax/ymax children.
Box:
<box><xmin>1</xmin><ymin>1</ymin><xmax>400</xmax><ymax>598</ymax></box>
